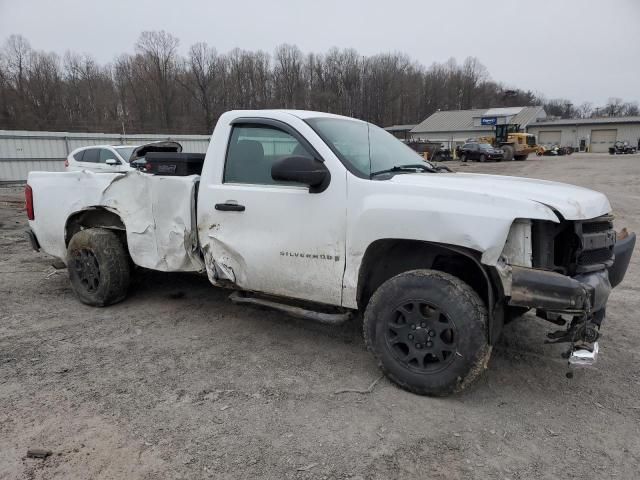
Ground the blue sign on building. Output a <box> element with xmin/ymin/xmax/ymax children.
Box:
<box><xmin>481</xmin><ymin>117</ymin><xmax>497</xmax><ymax>126</ymax></box>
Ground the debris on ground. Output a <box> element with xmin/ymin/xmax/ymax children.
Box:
<box><xmin>26</xmin><ymin>448</ymin><xmax>52</xmax><ymax>459</ymax></box>
<box><xmin>334</xmin><ymin>375</ymin><xmax>384</xmax><ymax>395</ymax></box>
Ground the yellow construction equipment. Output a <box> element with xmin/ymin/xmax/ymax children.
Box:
<box><xmin>477</xmin><ymin>124</ymin><xmax>537</xmax><ymax>161</ymax></box>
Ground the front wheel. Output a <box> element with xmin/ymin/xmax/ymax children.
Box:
<box><xmin>363</xmin><ymin>270</ymin><xmax>491</xmax><ymax>396</ymax></box>
<box><xmin>502</xmin><ymin>145</ymin><xmax>515</xmax><ymax>161</ymax></box>
<box><xmin>67</xmin><ymin>228</ymin><xmax>131</xmax><ymax>306</ymax></box>
<box><xmin>479</xmin><ymin>154</ymin><xmax>486</xmax><ymax>163</ymax></box>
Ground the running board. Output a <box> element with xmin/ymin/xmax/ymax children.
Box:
<box><xmin>228</xmin><ymin>292</ymin><xmax>353</xmax><ymax>325</ymax></box>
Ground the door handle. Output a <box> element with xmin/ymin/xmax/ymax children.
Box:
<box><xmin>215</xmin><ymin>202</ymin><xmax>245</xmax><ymax>212</ymax></box>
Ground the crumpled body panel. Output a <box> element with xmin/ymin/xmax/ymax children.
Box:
<box><xmin>28</xmin><ymin>170</ymin><xmax>203</xmax><ymax>272</ymax></box>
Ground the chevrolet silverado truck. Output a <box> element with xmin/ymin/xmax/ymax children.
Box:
<box><xmin>25</xmin><ymin>110</ymin><xmax>635</xmax><ymax>396</ymax></box>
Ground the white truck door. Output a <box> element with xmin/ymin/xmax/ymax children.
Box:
<box><xmin>198</xmin><ymin>118</ymin><xmax>347</xmax><ymax>306</ymax></box>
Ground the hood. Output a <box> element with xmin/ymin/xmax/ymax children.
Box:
<box><xmin>130</xmin><ymin>141</ymin><xmax>182</xmax><ymax>160</ymax></box>
<box><xmin>389</xmin><ymin>172</ymin><xmax>611</xmax><ymax>220</ymax></box>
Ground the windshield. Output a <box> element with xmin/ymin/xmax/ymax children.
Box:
<box><xmin>306</xmin><ymin>117</ymin><xmax>433</xmax><ymax>177</ymax></box>
<box><xmin>478</xmin><ymin>143</ymin><xmax>492</xmax><ymax>150</ymax></box>
<box><xmin>114</xmin><ymin>146</ymin><xmax>136</xmax><ymax>162</ymax></box>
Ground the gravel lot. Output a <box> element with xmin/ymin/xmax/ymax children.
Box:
<box><xmin>1</xmin><ymin>153</ymin><xmax>639</xmax><ymax>480</ymax></box>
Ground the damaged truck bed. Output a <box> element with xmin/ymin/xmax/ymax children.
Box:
<box><xmin>28</xmin><ymin>170</ymin><xmax>202</xmax><ymax>272</ymax></box>
<box><xmin>25</xmin><ymin>109</ymin><xmax>635</xmax><ymax>396</ymax></box>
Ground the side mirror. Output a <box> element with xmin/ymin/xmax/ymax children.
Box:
<box><xmin>271</xmin><ymin>156</ymin><xmax>330</xmax><ymax>193</ymax></box>
<box><xmin>105</xmin><ymin>158</ymin><xmax>121</xmax><ymax>166</ymax></box>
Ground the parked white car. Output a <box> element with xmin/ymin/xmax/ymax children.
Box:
<box><xmin>65</xmin><ymin>141</ymin><xmax>182</xmax><ymax>172</ymax></box>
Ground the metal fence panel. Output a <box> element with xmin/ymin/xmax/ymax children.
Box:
<box><xmin>0</xmin><ymin>130</ymin><xmax>211</xmax><ymax>181</ymax></box>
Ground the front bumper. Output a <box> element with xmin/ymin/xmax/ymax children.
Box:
<box><xmin>608</xmin><ymin>232</ymin><xmax>635</xmax><ymax>288</ymax></box>
<box><xmin>508</xmin><ymin>232</ymin><xmax>635</xmax><ymax>314</ymax></box>
<box><xmin>509</xmin><ymin>267</ymin><xmax>610</xmax><ymax>313</ymax></box>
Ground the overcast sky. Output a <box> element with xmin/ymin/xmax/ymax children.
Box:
<box><xmin>1</xmin><ymin>0</ymin><xmax>638</xmax><ymax>107</ymax></box>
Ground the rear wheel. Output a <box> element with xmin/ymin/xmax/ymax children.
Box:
<box><xmin>67</xmin><ymin>228</ymin><xmax>130</xmax><ymax>306</ymax></box>
<box><xmin>501</xmin><ymin>144</ymin><xmax>515</xmax><ymax>161</ymax></box>
<box><xmin>460</xmin><ymin>154</ymin><xmax>467</xmax><ymax>162</ymax></box>
<box><xmin>363</xmin><ymin>270</ymin><xmax>491</xmax><ymax>396</ymax></box>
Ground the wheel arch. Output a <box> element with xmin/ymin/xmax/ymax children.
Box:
<box><xmin>356</xmin><ymin>238</ymin><xmax>504</xmax><ymax>343</ymax></box>
<box><xmin>65</xmin><ymin>207</ymin><xmax>127</xmax><ymax>247</ymax></box>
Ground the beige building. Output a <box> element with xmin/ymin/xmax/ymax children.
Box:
<box><xmin>527</xmin><ymin>116</ymin><xmax>640</xmax><ymax>153</ymax></box>
<box><xmin>409</xmin><ymin>106</ymin><xmax>546</xmax><ymax>149</ymax></box>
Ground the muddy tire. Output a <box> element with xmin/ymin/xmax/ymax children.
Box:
<box><xmin>363</xmin><ymin>269</ymin><xmax>491</xmax><ymax>396</ymax></box>
<box><xmin>67</xmin><ymin>228</ymin><xmax>130</xmax><ymax>307</ymax></box>
<box><xmin>501</xmin><ymin>144</ymin><xmax>514</xmax><ymax>161</ymax></box>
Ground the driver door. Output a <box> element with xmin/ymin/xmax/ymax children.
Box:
<box><xmin>199</xmin><ymin>120</ymin><xmax>347</xmax><ymax>306</ymax></box>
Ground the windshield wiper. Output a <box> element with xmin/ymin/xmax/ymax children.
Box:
<box><xmin>370</xmin><ymin>163</ymin><xmax>439</xmax><ymax>178</ymax></box>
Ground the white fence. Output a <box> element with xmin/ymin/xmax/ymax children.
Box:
<box><xmin>0</xmin><ymin>130</ymin><xmax>211</xmax><ymax>182</ymax></box>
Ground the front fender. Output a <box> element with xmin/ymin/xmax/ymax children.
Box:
<box><xmin>342</xmin><ymin>178</ymin><xmax>559</xmax><ymax>309</ymax></box>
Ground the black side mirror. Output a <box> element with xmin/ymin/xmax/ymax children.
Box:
<box><xmin>271</xmin><ymin>155</ymin><xmax>330</xmax><ymax>193</ymax></box>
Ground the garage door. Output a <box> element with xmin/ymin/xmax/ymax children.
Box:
<box><xmin>590</xmin><ymin>129</ymin><xmax>617</xmax><ymax>153</ymax></box>
<box><xmin>538</xmin><ymin>130</ymin><xmax>562</xmax><ymax>146</ymax></box>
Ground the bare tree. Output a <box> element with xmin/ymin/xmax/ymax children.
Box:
<box><xmin>577</xmin><ymin>101</ymin><xmax>593</xmax><ymax>118</ymax></box>
<box><xmin>135</xmin><ymin>30</ymin><xmax>180</xmax><ymax>129</ymax></box>
<box><xmin>181</xmin><ymin>42</ymin><xmax>223</xmax><ymax>129</ymax></box>
<box><xmin>1</xmin><ymin>32</ymin><xmax>637</xmax><ymax>133</ymax></box>
<box><xmin>604</xmin><ymin>97</ymin><xmax>624</xmax><ymax>116</ymax></box>
<box><xmin>273</xmin><ymin>44</ymin><xmax>304</xmax><ymax>108</ymax></box>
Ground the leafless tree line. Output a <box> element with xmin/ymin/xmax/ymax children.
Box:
<box><xmin>0</xmin><ymin>32</ymin><xmax>637</xmax><ymax>134</ymax></box>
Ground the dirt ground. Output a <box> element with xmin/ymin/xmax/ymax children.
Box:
<box><xmin>1</xmin><ymin>153</ymin><xmax>639</xmax><ymax>480</ymax></box>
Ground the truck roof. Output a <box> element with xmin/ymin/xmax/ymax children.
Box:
<box><xmin>226</xmin><ymin>109</ymin><xmax>366</xmax><ymax>123</ymax></box>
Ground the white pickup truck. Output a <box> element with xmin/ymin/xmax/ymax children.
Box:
<box><xmin>25</xmin><ymin>110</ymin><xmax>635</xmax><ymax>396</ymax></box>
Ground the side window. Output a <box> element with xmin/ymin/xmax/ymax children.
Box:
<box><xmin>99</xmin><ymin>148</ymin><xmax>116</xmax><ymax>163</ymax></box>
<box><xmin>82</xmin><ymin>148</ymin><xmax>100</xmax><ymax>163</ymax></box>
<box><xmin>73</xmin><ymin>150</ymin><xmax>85</xmax><ymax>162</ymax></box>
<box><xmin>224</xmin><ymin>125</ymin><xmax>312</xmax><ymax>185</ymax></box>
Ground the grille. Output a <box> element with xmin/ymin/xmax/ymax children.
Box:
<box><xmin>581</xmin><ymin>221</ymin><xmax>613</xmax><ymax>234</ymax></box>
<box><xmin>577</xmin><ymin>247</ymin><xmax>613</xmax><ymax>265</ymax></box>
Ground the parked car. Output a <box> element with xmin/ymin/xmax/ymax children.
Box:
<box><xmin>609</xmin><ymin>141</ymin><xmax>637</xmax><ymax>155</ymax></box>
<box><xmin>26</xmin><ymin>110</ymin><xmax>634</xmax><ymax>396</ymax></box>
<box><xmin>66</xmin><ymin>141</ymin><xmax>182</xmax><ymax>172</ymax></box>
<box><xmin>456</xmin><ymin>142</ymin><xmax>504</xmax><ymax>162</ymax></box>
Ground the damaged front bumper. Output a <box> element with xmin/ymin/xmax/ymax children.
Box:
<box><xmin>509</xmin><ymin>267</ymin><xmax>611</xmax><ymax>313</ymax></box>
<box><xmin>505</xmin><ymin>232</ymin><xmax>635</xmax><ymax>365</ymax></box>
<box><xmin>509</xmin><ymin>231</ymin><xmax>635</xmax><ymax>314</ymax></box>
